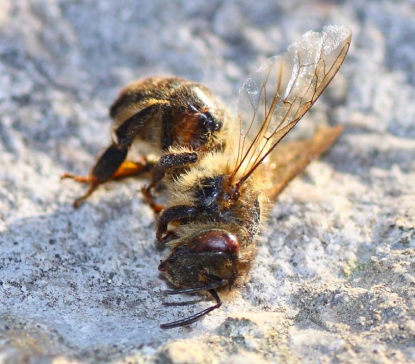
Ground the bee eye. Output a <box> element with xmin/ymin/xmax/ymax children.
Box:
<box><xmin>158</xmin><ymin>260</ymin><xmax>167</xmax><ymax>272</ymax></box>
<box><xmin>191</xmin><ymin>230</ymin><xmax>239</xmax><ymax>254</ymax></box>
<box><xmin>168</xmin><ymin>255</ymin><xmax>178</xmax><ymax>263</ymax></box>
<box><xmin>201</xmin><ymin>112</ymin><xmax>221</xmax><ymax>132</ymax></box>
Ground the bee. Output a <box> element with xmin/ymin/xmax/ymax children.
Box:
<box><xmin>62</xmin><ymin>77</ymin><xmax>232</xmax><ymax>210</ymax></box>
<box><xmin>156</xmin><ymin>26</ymin><xmax>352</xmax><ymax>329</ymax></box>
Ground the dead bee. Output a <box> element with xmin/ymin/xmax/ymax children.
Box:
<box><xmin>62</xmin><ymin>77</ymin><xmax>231</xmax><ymax>210</ymax></box>
<box><xmin>156</xmin><ymin>26</ymin><xmax>352</xmax><ymax>329</ymax></box>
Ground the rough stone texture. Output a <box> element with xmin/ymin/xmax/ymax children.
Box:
<box><xmin>1</xmin><ymin>0</ymin><xmax>415</xmax><ymax>363</ymax></box>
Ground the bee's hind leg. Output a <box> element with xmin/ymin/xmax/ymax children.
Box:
<box><xmin>62</xmin><ymin>104</ymin><xmax>160</xmax><ymax>208</ymax></box>
<box><xmin>61</xmin><ymin>144</ymin><xmax>128</xmax><ymax>207</ymax></box>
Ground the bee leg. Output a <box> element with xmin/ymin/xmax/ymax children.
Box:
<box><xmin>162</xmin><ymin>276</ymin><xmax>227</xmax><ymax>295</ymax></box>
<box><xmin>156</xmin><ymin>205</ymin><xmax>198</xmax><ymax>241</ymax></box>
<box><xmin>62</xmin><ymin>145</ymin><xmax>128</xmax><ymax>208</ymax></box>
<box><xmin>141</xmin><ymin>186</ymin><xmax>164</xmax><ymax>213</ymax></box>
<box><xmin>142</xmin><ymin>152</ymin><xmax>198</xmax><ymax>213</ymax></box>
<box><xmin>62</xmin><ymin>156</ymin><xmax>152</xmax><ymax>185</ymax></box>
<box><xmin>62</xmin><ymin>104</ymin><xmax>160</xmax><ymax>208</ymax></box>
<box><xmin>158</xmin><ymin>231</ymin><xmax>179</xmax><ymax>245</ymax></box>
<box><xmin>160</xmin><ymin>289</ymin><xmax>222</xmax><ymax>329</ymax></box>
<box><xmin>111</xmin><ymin>156</ymin><xmax>155</xmax><ymax>180</ymax></box>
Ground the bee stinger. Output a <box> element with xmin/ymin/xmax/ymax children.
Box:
<box><xmin>156</xmin><ymin>25</ymin><xmax>352</xmax><ymax>329</ymax></box>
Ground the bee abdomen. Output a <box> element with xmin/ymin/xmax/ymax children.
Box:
<box><xmin>109</xmin><ymin>77</ymin><xmax>185</xmax><ymax>119</ymax></box>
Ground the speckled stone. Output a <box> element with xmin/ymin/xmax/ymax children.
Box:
<box><xmin>1</xmin><ymin>1</ymin><xmax>415</xmax><ymax>363</ymax></box>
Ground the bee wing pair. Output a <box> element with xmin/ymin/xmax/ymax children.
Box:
<box><xmin>230</xmin><ymin>25</ymin><xmax>351</xmax><ymax>191</ymax></box>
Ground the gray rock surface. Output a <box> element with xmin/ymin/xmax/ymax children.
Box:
<box><xmin>1</xmin><ymin>0</ymin><xmax>415</xmax><ymax>363</ymax></box>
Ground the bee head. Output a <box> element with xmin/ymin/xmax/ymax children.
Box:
<box><xmin>158</xmin><ymin>229</ymin><xmax>239</xmax><ymax>290</ymax></box>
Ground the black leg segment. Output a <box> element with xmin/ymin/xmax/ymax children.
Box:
<box><xmin>62</xmin><ymin>104</ymin><xmax>163</xmax><ymax>207</ymax></box>
<box><xmin>147</xmin><ymin>151</ymin><xmax>198</xmax><ymax>192</ymax></box>
<box><xmin>143</xmin><ymin>152</ymin><xmax>198</xmax><ymax>213</ymax></box>
<box><xmin>162</xmin><ymin>278</ymin><xmax>227</xmax><ymax>295</ymax></box>
<box><xmin>115</xmin><ymin>104</ymin><xmax>160</xmax><ymax>147</ymax></box>
<box><xmin>159</xmin><ymin>152</ymin><xmax>198</xmax><ymax>169</ymax></box>
<box><xmin>92</xmin><ymin>145</ymin><xmax>128</xmax><ymax>184</ymax></box>
<box><xmin>160</xmin><ymin>289</ymin><xmax>222</xmax><ymax>329</ymax></box>
<box><xmin>156</xmin><ymin>205</ymin><xmax>198</xmax><ymax>241</ymax></box>
<box><xmin>161</xmin><ymin>105</ymin><xmax>173</xmax><ymax>151</ymax></box>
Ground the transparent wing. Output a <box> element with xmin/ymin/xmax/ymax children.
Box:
<box><xmin>266</xmin><ymin>125</ymin><xmax>343</xmax><ymax>203</ymax></box>
<box><xmin>231</xmin><ymin>25</ymin><xmax>351</xmax><ymax>185</ymax></box>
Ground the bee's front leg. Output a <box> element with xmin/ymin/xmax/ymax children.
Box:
<box><xmin>156</xmin><ymin>205</ymin><xmax>198</xmax><ymax>242</ymax></box>
<box><xmin>142</xmin><ymin>151</ymin><xmax>198</xmax><ymax>213</ymax></box>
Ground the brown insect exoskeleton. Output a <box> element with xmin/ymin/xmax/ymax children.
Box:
<box><xmin>156</xmin><ymin>26</ymin><xmax>352</xmax><ymax>329</ymax></box>
<box><xmin>62</xmin><ymin>77</ymin><xmax>232</xmax><ymax>210</ymax></box>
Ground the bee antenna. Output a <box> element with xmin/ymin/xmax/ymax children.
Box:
<box><xmin>160</xmin><ymin>289</ymin><xmax>222</xmax><ymax>329</ymax></box>
<box><xmin>162</xmin><ymin>278</ymin><xmax>227</xmax><ymax>295</ymax></box>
